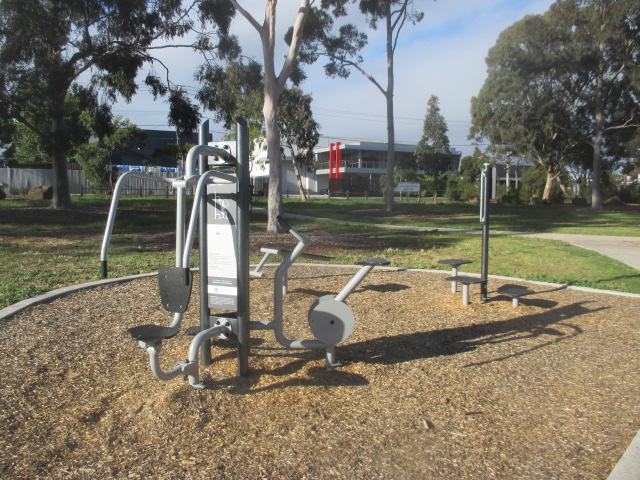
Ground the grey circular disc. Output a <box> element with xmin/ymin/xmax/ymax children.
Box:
<box><xmin>308</xmin><ymin>298</ymin><xmax>355</xmax><ymax>345</ymax></box>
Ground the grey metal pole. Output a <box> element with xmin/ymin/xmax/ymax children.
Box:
<box><xmin>198</xmin><ymin>120</ymin><xmax>212</xmax><ymax>366</ymax></box>
<box><xmin>480</xmin><ymin>163</ymin><xmax>491</xmax><ymax>301</ymax></box>
<box><xmin>236</xmin><ymin>118</ymin><xmax>251</xmax><ymax>376</ymax></box>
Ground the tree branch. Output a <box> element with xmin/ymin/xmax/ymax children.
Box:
<box><xmin>228</xmin><ymin>0</ymin><xmax>263</xmax><ymax>32</ymax></box>
<box><xmin>278</xmin><ymin>1</ymin><xmax>311</xmax><ymax>90</ymax></box>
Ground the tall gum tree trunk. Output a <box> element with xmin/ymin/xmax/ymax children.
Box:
<box><xmin>229</xmin><ymin>0</ymin><xmax>310</xmax><ymax>232</ymax></box>
<box><xmin>543</xmin><ymin>168</ymin><xmax>554</xmax><ymax>201</ymax></box>
<box><xmin>50</xmin><ymin>91</ymin><xmax>72</xmax><ymax>209</ymax></box>
<box><xmin>264</xmin><ymin>82</ymin><xmax>283</xmax><ymax>232</ymax></box>
<box><xmin>294</xmin><ymin>164</ymin><xmax>308</xmax><ymax>201</ymax></box>
<box><xmin>383</xmin><ymin>4</ymin><xmax>395</xmax><ymax>213</ymax></box>
<box><xmin>591</xmin><ymin>73</ymin><xmax>605</xmax><ymax>209</ymax></box>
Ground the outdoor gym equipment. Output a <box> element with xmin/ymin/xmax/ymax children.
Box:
<box><xmin>442</xmin><ymin>163</ymin><xmax>493</xmax><ymax>304</ymax></box>
<box><xmin>257</xmin><ymin>215</ymin><xmax>389</xmax><ymax>368</ymax></box>
<box><xmin>100</xmin><ymin>119</ymin><xmax>389</xmax><ymax>388</ymax></box>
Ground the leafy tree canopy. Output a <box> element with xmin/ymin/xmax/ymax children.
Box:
<box><xmin>470</xmin><ymin>0</ymin><xmax>639</xmax><ymax>206</ymax></box>
<box><xmin>0</xmin><ymin>0</ymin><xmax>237</xmax><ymax>207</ymax></box>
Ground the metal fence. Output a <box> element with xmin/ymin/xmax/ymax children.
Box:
<box><xmin>1</xmin><ymin>167</ymin><xmax>180</xmax><ymax>196</ymax></box>
<box><xmin>0</xmin><ymin>167</ymin><xmax>87</xmax><ymax>194</ymax></box>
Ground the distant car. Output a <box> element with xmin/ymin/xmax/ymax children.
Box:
<box><xmin>319</xmin><ymin>188</ymin><xmax>329</xmax><ymax>195</ymax></box>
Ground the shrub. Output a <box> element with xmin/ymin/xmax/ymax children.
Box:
<box><xmin>617</xmin><ymin>185</ymin><xmax>640</xmax><ymax>204</ymax></box>
<box><xmin>445</xmin><ymin>175</ymin><xmax>461</xmax><ymax>201</ymax></box>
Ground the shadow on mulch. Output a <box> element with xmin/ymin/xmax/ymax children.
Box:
<box><xmin>343</xmin><ymin>300</ymin><xmax>602</xmax><ymax>366</ymax></box>
<box><xmin>199</xmin><ymin>296</ymin><xmax>605</xmax><ymax>394</ymax></box>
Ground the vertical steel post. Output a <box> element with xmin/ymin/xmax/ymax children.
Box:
<box><xmin>198</xmin><ymin>120</ymin><xmax>212</xmax><ymax>366</ymax></box>
<box><xmin>480</xmin><ymin>163</ymin><xmax>492</xmax><ymax>301</ymax></box>
<box><xmin>236</xmin><ymin>118</ymin><xmax>251</xmax><ymax>376</ymax></box>
<box><xmin>176</xmin><ymin>186</ymin><xmax>186</xmax><ymax>267</ymax></box>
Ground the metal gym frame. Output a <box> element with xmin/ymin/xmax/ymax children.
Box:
<box><xmin>480</xmin><ymin>162</ymin><xmax>492</xmax><ymax>302</ymax></box>
<box><xmin>100</xmin><ymin>119</ymin><xmax>388</xmax><ymax>388</ymax></box>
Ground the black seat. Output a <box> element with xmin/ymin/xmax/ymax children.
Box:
<box><xmin>128</xmin><ymin>324</ymin><xmax>180</xmax><ymax>342</ymax></box>
<box><xmin>356</xmin><ymin>257</ymin><xmax>391</xmax><ymax>267</ymax></box>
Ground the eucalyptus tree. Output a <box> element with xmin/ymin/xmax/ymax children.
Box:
<box><xmin>4</xmin><ymin>83</ymin><xmax>113</xmax><ymax>166</ymax></box>
<box><xmin>294</xmin><ymin>0</ymin><xmax>425</xmax><ymax>213</ymax></box>
<box><xmin>547</xmin><ymin>0</ymin><xmax>640</xmax><ymax>208</ymax></box>
<box><xmin>0</xmin><ymin>0</ymin><xmax>236</xmax><ymax>208</ymax></box>
<box><xmin>196</xmin><ymin>60</ymin><xmax>265</xmax><ymax>146</ymax></box>
<box><xmin>471</xmin><ymin>0</ymin><xmax>640</xmax><ymax>207</ymax></box>
<box><xmin>197</xmin><ymin>61</ymin><xmax>320</xmax><ymax>201</ymax></box>
<box><xmin>470</xmin><ymin>13</ymin><xmax>586</xmax><ymax>201</ymax></box>
<box><xmin>225</xmin><ymin>0</ymin><xmax>313</xmax><ymax>232</ymax></box>
<box><xmin>278</xmin><ymin>88</ymin><xmax>320</xmax><ymax>201</ymax></box>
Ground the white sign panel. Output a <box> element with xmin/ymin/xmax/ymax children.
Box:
<box><xmin>394</xmin><ymin>182</ymin><xmax>421</xmax><ymax>193</ymax></box>
<box><xmin>206</xmin><ymin>182</ymin><xmax>238</xmax><ymax>310</ymax></box>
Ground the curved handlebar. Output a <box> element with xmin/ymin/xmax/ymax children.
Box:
<box><xmin>185</xmin><ymin>144</ymin><xmax>235</xmax><ymax>178</ymax></box>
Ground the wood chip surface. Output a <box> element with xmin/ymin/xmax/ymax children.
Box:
<box><xmin>1</xmin><ymin>266</ymin><xmax>639</xmax><ymax>479</ymax></box>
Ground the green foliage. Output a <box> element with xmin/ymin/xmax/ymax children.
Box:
<box><xmin>415</xmin><ymin>95</ymin><xmax>451</xmax><ymax>172</ymax></box>
<box><xmin>520</xmin><ymin>164</ymin><xmax>547</xmax><ymax>199</ymax></box>
<box><xmin>470</xmin><ymin>0</ymin><xmax>640</xmax><ymax>207</ymax></box>
<box><xmin>4</xmin><ymin>124</ymin><xmax>49</xmax><ymax>165</ymax></box>
<box><xmin>278</xmin><ymin>87</ymin><xmax>320</xmax><ymax>200</ymax></box>
<box><xmin>71</xmin><ymin>116</ymin><xmax>146</xmax><ymax>188</ymax></box>
<box><xmin>459</xmin><ymin>156</ymin><xmax>481</xmax><ymax>183</ymax></box>
<box><xmin>0</xmin><ymin>0</ymin><xmax>236</xmax><ymax>207</ymax></box>
<box><xmin>617</xmin><ymin>185</ymin><xmax>640</xmax><ymax>204</ymax></box>
<box><xmin>74</xmin><ymin>143</ymin><xmax>110</xmax><ymax>188</ymax></box>
<box><xmin>444</xmin><ymin>175</ymin><xmax>461</xmax><ymax>201</ymax></box>
<box><xmin>167</xmin><ymin>89</ymin><xmax>201</xmax><ymax>139</ymax></box>
<box><xmin>4</xmin><ymin>84</ymin><xmax>111</xmax><ymax>167</ymax></box>
<box><xmin>415</xmin><ymin>95</ymin><xmax>451</xmax><ymax>198</ymax></box>
<box><xmin>196</xmin><ymin>60</ymin><xmax>264</xmax><ymax>131</ymax></box>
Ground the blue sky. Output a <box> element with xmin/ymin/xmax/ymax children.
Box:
<box><xmin>110</xmin><ymin>0</ymin><xmax>556</xmax><ymax>157</ymax></box>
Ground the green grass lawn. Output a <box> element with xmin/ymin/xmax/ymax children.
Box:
<box><xmin>1</xmin><ymin>194</ymin><xmax>639</xmax><ymax>309</ymax></box>
<box><xmin>260</xmin><ymin>197</ymin><xmax>640</xmax><ymax>236</ymax></box>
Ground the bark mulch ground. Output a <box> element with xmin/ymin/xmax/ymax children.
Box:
<box><xmin>1</xmin><ymin>266</ymin><xmax>639</xmax><ymax>480</ymax></box>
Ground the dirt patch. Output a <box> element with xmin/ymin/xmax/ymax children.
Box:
<box><xmin>1</xmin><ymin>267</ymin><xmax>639</xmax><ymax>479</ymax></box>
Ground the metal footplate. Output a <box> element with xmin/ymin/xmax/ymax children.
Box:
<box><xmin>356</xmin><ymin>257</ymin><xmax>391</xmax><ymax>267</ymax></box>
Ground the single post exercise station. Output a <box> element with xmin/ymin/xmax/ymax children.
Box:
<box><xmin>442</xmin><ymin>163</ymin><xmax>493</xmax><ymax>305</ymax></box>
<box><xmin>101</xmin><ymin>119</ymin><xmax>388</xmax><ymax>388</ymax></box>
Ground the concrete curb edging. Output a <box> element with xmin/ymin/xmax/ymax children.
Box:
<box><xmin>3</xmin><ymin>265</ymin><xmax>640</xmax><ymax>322</ymax></box>
<box><xmin>607</xmin><ymin>430</ymin><xmax>640</xmax><ymax>480</ymax></box>
<box><xmin>0</xmin><ymin>272</ymin><xmax>157</xmax><ymax>321</ymax></box>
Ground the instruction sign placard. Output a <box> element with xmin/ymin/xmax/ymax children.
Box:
<box><xmin>394</xmin><ymin>182</ymin><xmax>420</xmax><ymax>193</ymax></box>
<box><xmin>206</xmin><ymin>182</ymin><xmax>238</xmax><ymax>310</ymax></box>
